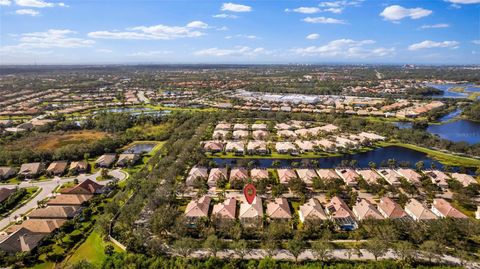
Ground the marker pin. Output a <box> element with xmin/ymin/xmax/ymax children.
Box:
<box><xmin>243</xmin><ymin>183</ymin><xmax>256</xmax><ymax>204</ymax></box>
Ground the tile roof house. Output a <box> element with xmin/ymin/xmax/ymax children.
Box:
<box><xmin>275</xmin><ymin>142</ymin><xmax>298</xmax><ymax>154</ymax></box>
<box><xmin>5</xmin><ymin>219</ymin><xmax>66</xmax><ymax>235</ymax></box>
<box><xmin>251</xmin><ymin>123</ymin><xmax>267</xmax><ymax>130</ymax></box>
<box><xmin>215</xmin><ymin>123</ymin><xmax>231</xmax><ymax>130</ymax></box>
<box><xmin>60</xmin><ymin>179</ymin><xmax>104</xmax><ymax>195</ymax></box>
<box><xmin>299</xmin><ymin>198</ymin><xmax>327</xmax><ymax>223</ymax></box>
<box><xmin>212</xmin><ymin>130</ymin><xmax>229</xmax><ymax>140</ymax></box>
<box><xmin>247</xmin><ymin>141</ymin><xmax>268</xmax><ymax>155</ymax></box>
<box><xmin>116</xmin><ymin>154</ymin><xmax>140</xmax><ymax>167</ymax></box>
<box><xmin>0</xmin><ymin>188</ymin><xmax>15</xmax><ymax>203</ymax></box>
<box><xmin>376</xmin><ymin>168</ymin><xmax>402</xmax><ymax>186</ymax></box>
<box><xmin>318</xmin><ymin>124</ymin><xmax>339</xmax><ymax>133</ymax></box>
<box><xmin>0</xmin><ymin>167</ymin><xmax>17</xmax><ymax>180</ymax></box>
<box><xmin>225</xmin><ymin>141</ymin><xmax>245</xmax><ymax>155</ymax></box>
<box><xmin>95</xmin><ymin>154</ymin><xmax>117</xmax><ymax>168</ymax></box>
<box><xmin>378</xmin><ymin>197</ymin><xmax>409</xmax><ymax>220</ymax></box>
<box><xmin>296</xmin><ymin>169</ymin><xmax>318</xmax><ymax>186</ymax></box>
<box><xmin>353</xmin><ymin>199</ymin><xmax>384</xmax><ymax>221</ymax></box>
<box><xmin>186</xmin><ymin>166</ymin><xmax>209</xmax><ymax>187</ymax></box>
<box><xmin>229</xmin><ymin>167</ymin><xmax>249</xmax><ymax>183</ymax></box>
<box><xmin>19</xmin><ymin>162</ymin><xmax>45</xmax><ymax>177</ymax></box>
<box><xmin>250</xmin><ymin>168</ymin><xmax>269</xmax><ymax>181</ymax></box>
<box><xmin>396</xmin><ymin>168</ymin><xmax>422</xmax><ymax>186</ymax></box>
<box><xmin>275</xmin><ymin>123</ymin><xmax>292</xmax><ymax>130</ymax></box>
<box><xmin>69</xmin><ymin>161</ymin><xmax>88</xmax><ymax>174</ymax></box>
<box><xmin>335</xmin><ymin>168</ymin><xmax>359</xmax><ymax>187</ymax></box>
<box><xmin>295</xmin><ymin>140</ymin><xmax>315</xmax><ymax>152</ymax></box>
<box><xmin>233</xmin><ymin>130</ymin><xmax>249</xmax><ymax>140</ymax></box>
<box><xmin>277</xmin><ymin>169</ymin><xmax>297</xmax><ymax>184</ymax></box>
<box><xmin>203</xmin><ymin>141</ymin><xmax>224</xmax><ymax>152</ymax></box>
<box><xmin>325</xmin><ymin>196</ymin><xmax>357</xmax><ymax>230</ymax></box>
<box><xmin>424</xmin><ymin>170</ymin><xmax>450</xmax><ymax>189</ymax></box>
<box><xmin>356</xmin><ymin>169</ymin><xmax>381</xmax><ymax>185</ymax></box>
<box><xmin>28</xmin><ymin>206</ymin><xmax>81</xmax><ymax>219</ymax></box>
<box><xmin>266</xmin><ymin>198</ymin><xmax>292</xmax><ymax>221</ymax></box>
<box><xmin>185</xmin><ymin>196</ymin><xmax>211</xmax><ymax>221</ymax></box>
<box><xmin>252</xmin><ymin>130</ymin><xmax>269</xmax><ymax>140</ymax></box>
<box><xmin>316</xmin><ymin>169</ymin><xmax>341</xmax><ymax>181</ymax></box>
<box><xmin>207</xmin><ymin>168</ymin><xmax>228</xmax><ymax>187</ymax></box>
<box><xmin>46</xmin><ymin>161</ymin><xmax>68</xmax><ymax>176</ymax></box>
<box><xmin>0</xmin><ymin>227</ymin><xmax>46</xmax><ymax>253</ymax></box>
<box><xmin>404</xmin><ymin>199</ymin><xmax>438</xmax><ymax>221</ymax></box>
<box><xmin>358</xmin><ymin>132</ymin><xmax>386</xmax><ymax>141</ymax></box>
<box><xmin>212</xmin><ymin>197</ymin><xmax>236</xmax><ymax>221</ymax></box>
<box><xmin>277</xmin><ymin>130</ymin><xmax>297</xmax><ymax>139</ymax></box>
<box><xmin>431</xmin><ymin>198</ymin><xmax>468</xmax><ymax>219</ymax></box>
<box><xmin>47</xmin><ymin>194</ymin><xmax>93</xmax><ymax>206</ymax></box>
<box><xmin>233</xmin><ymin>123</ymin><xmax>248</xmax><ymax>130</ymax></box>
<box><xmin>239</xmin><ymin>196</ymin><xmax>263</xmax><ymax>227</ymax></box>
<box><xmin>450</xmin><ymin>173</ymin><xmax>477</xmax><ymax>187</ymax></box>
<box><xmin>315</xmin><ymin>139</ymin><xmax>336</xmax><ymax>152</ymax></box>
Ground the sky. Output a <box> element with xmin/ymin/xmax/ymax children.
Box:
<box><xmin>0</xmin><ymin>0</ymin><xmax>479</xmax><ymax>65</ymax></box>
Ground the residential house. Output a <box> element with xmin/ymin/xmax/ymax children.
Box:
<box><xmin>247</xmin><ymin>141</ymin><xmax>268</xmax><ymax>155</ymax></box>
<box><xmin>295</xmin><ymin>140</ymin><xmax>315</xmax><ymax>152</ymax></box>
<box><xmin>377</xmin><ymin>197</ymin><xmax>409</xmax><ymax>220</ymax></box>
<box><xmin>376</xmin><ymin>168</ymin><xmax>401</xmax><ymax>186</ymax></box>
<box><xmin>60</xmin><ymin>179</ymin><xmax>104</xmax><ymax>195</ymax></box>
<box><xmin>275</xmin><ymin>142</ymin><xmax>298</xmax><ymax>155</ymax></box>
<box><xmin>5</xmin><ymin>219</ymin><xmax>66</xmax><ymax>235</ymax></box>
<box><xmin>28</xmin><ymin>206</ymin><xmax>81</xmax><ymax>219</ymax></box>
<box><xmin>95</xmin><ymin>154</ymin><xmax>117</xmax><ymax>168</ymax></box>
<box><xmin>229</xmin><ymin>167</ymin><xmax>249</xmax><ymax>183</ymax></box>
<box><xmin>431</xmin><ymin>198</ymin><xmax>468</xmax><ymax>219</ymax></box>
<box><xmin>185</xmin><ymin>166</ymin><xmax>209</xmax><ymax>187</ymax></box>
<box><xmin>47</xmin><ymin>194</ymin><xmax>92</xmax><ymax>206</ymax></box>
<box><xmin>116</xmin><ymin>154</ymin><xmax>140</xmax><ymax>167</ymax></box>
<box><xmin>215</xmin><ymin>123</ymin><xmax>231</xmax><ymax>130</ymax></box>
<box><xmin>203</xmin><ymin>141</ymin><xmax>224</xmax><ymax>153</ymax></box>
<box><xmin>318</xmin><ymin>124</ymin><xmax>339</xmax><ymax>133</ymax></box>
<box><xmin>233</xmin><ymin>130</ymin><xmax>249</xmax><ymax>140</ymax></box>
<box><xmin>450</xmin><ymin>172</ymin><xmax>478</xmax><ymax>187</ymax></box>
<box><xmin>356</xmin><ymin>169</ymin><xmax>381</xmax><ymax>185</ymax></box>
<box><xmin>315</xmin><ymin>139</ymin><xmax>336</xmax><ymax>152</ymax></box>
<box><xmin>212</xmin><ymin>198</ymin><xmax>236</xmax><ymax>222</ymax></box>
<box><xmin>325</xmin><ymin>196</ymin><xmax>357</xmax><ymax>230</ymax></box>
<box><xmin>251</xmin><ymin>123</ymin><xmax>267</xmax><ymax>130</ymax></box>
<box><xmin>295</xmin><ymin>129</ymin><xmax>310</xmax><ymax>138</ymax></box>
<box><xmin>207</xmin><ymin>168</ymin><xmax>227</xmax><ymax>187</ymax></box>
<box><xmin>185</xmin><ymin>196</ymin><xmax>211</xmax><ymax>223</ymax></box>
<box><xmin>252</xmin><ymin>130</ymin><xmax>268</xmax><ymax>140</ymax></box>
<box><xmin>335</xmin><ymin>137</ymin><xmax>359</xmax><ymax>150</ymax></box>
<box><xmin>0</xmin><ymin>227</ymin><xmax>46</xmax><ymax>253</ymax></box>
<box><xmin>46</xmin><ymin>161</ymin><xmax>68</xmax><ymax>176</ymax></box>
<box><xmin>353</xmin><ymin>199</ymin><xmax>384</xmax><ymax>221</ymax></box>
<box><xmin>277</xmin><ymin>130</ymin><xmax>297</xmax><ymax>139</ymax></box>
<box><xmin>233</xmin><ymin>123</ymin><xmax>248</xmax><ymax>130</ymax></box>
<box><xmin>212</xmin><ymin>130</ymin><xmax>229</xmax><ymax>140</ymax></box>
<box><xmin>0</xmin><ymin>188</ymin><xmax>15</xmax><ymax>203</ymax></box>
<box><xmin>335</xmin><ymin>168</ymin><xmax>359</xmax><ymax>187</ymax></box>
<box><xmin>299</xmin><ymin>198</ymin><xmax>327</xmax><ymax>223</ymax></box>
<box><xmin>275</xmin><ymin>123</ymin><xmax>292</xmax><ymax>130</ymax></box>
<box><xmin>19</xmin><ymin>162</ymin><xmax>45</xmax><ymax>178</ymax></box>
<box><xmin>69</xmin><ymin>161</ymin><xmax>88</xmax><ymax>174</ymax></box>
<box><xmin>266</xmin><ymin>198</ymin><xmax>292</xmax><ymax>221</ymax></box>
<box><xmin>316</xmin><ymin>169</ymin><xmax>341</xmax><ymax>181</ymax></box>
<box><xmin>225</xmin><ymin>141</ymin><xmax>245</xmax><ymax>155</ymax></box>
<box><xmin>250</xmin><ymin>169</ymin><xmax>269</xmax><ymax>181</ymax></box>
<box><xmin>358</xmin><ymin>132</ymin><xmax>386</xmax><ymax>141</ymax></box>
<box><xmin>396</xmin><ymin>168</ymin><xmax>422</xmax><ymax>186</ymax></box>
<box><xmin>424</xmin><ymin>170</ymin><xmax>450</xmax><ymax>189</ymax></box>
<box><xmin>404</xmin><ymin>199</ymin><xmax>438</xmax><ymax>221</ymax></box>
<box><xmin>0</xmin><ymin>167</ymin><xmax>17</xmax><ymax>180</ymax></box>
<box><xmin>239</xmin><ymin>196</ymin><xmax>263</xmax><ymax>227</ymax></box>
<box><xmin>296</xmin><ymin>169</ymin><xmax>318</xmax><ymax>186</ymax></box>
<box><xmin>277</xmin><ymin>169</ymin><xmax>297</xmax><ymax>184</ymax></box>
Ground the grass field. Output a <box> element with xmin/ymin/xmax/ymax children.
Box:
<box><xmin>64</xmin><ymin>230</ymin><xmax>123</xmax><ymax>267</ymax></box>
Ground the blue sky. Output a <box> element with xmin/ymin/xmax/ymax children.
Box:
<box><xmin>0</xmin><ymin>0</ymin><xmax>479</xmax><ymax>64</ymax></box>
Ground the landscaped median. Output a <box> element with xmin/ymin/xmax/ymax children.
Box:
<box><xmin>378</xmin><ymin>141</ymin><xmax>480</xmax><ymax>168</ymax></box>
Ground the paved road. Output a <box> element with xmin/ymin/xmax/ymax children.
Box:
<box><xmin>0</xmin><ymin>169</ymin><xmax>127</xmax><ymax>231</ymax></box>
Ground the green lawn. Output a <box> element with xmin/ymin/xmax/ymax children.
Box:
<box><xmin>64</xmin><ymin>230</ymin><xmax>123</xmax><ymax>267</ymax></box>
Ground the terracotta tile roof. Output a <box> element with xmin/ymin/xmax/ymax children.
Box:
<box><xmin>28</xmin><ymin>206</ymin><xmax>81</xmax><ymax>219</ymax></box>
<box><xmin>266</xmin><ymin>198</ymin><xmax>292</xmax><ymax>219</ymax></box>
<box><xmin>47</xmin><ymin>194</ymin><xmax>92</xmax><ymax>206</ymax></box>
<box><xmin>185</xmin><ymin>196</ymin><xmax>211</xmax><ymax>218</ymax></box>
<box><xmin>250</xmin><ymin>169</ymin><xmax>269</xmax><ymax>181</ymax></box>
<box><xmin>47</xmin><ymin>161</ymin><xmax>68</xmax><ymax>174</ymax></box>
<box><xmin>316</xmin><ymin>169</ymin><xmax>340</xmax><ymax>180</ymax></box>
<box><xmin>356</xmin><ymin>169</ymin><xmax>381</xmax><ymax>184</ymax></box>
<box><xmin>0</xmin><ymin>227</ymin><xmax>45</xmax><ymax>253</ymax></box>
<box><xmin>296</xmin><ymin>169</ymin><xmax>317</xmax><ymax>185</ymax></box>
<box><xmin>60</xmin><ymin>179</ymin><xmax>104</xmax><ymax>195</ymax></box>
<box><xmin>451</xmin><ymin>173</ymin><xmax>477</xmax><ymax>187</ymax></box>
<box><xmin>378</xmin><ymin>197</ymin><xmax>408</xmax><ymax>219</ymax></box>
<box><xmin>277</xmin><ymin>169</ymin><xmax>297</xmax><ymax>184</ymax></box>
<box><xmin>239</xmin><ymin>196</ymin><xmax>263</xmax><ymax>219</ymax></box>
<box><xmin>212</xmin><ymin>198</ymin><xmax>236</xmax><ymax>219</ymax></box>
<box><xmin>326</xmin><ymin>196</ymin><xmax>354</xmax><ymax>219</ymax></box>
<box><xmin>0</xmin><ymin>188</ymin><xmax>15</xmax><ymax>203</ymax></box>
<box><xmin>353</xmin><ymin>199</ymin><xmax>384</xmax><ymax>221</ymax></box>
<box><xmin>405</xmin><ymin>199</ymin><xmax>437</xmax><ymax>221</ymax></box>
<box><xmin>299</xmin><ymin>198</ymin><xmax>327</xmax><ymax>222</ymax></box>
<box><xmin>6</xmin><ymin>219</ymin><xmax>66</xmax><ymax>234</ymax></box>
<box><xmin>432</xmin><ymin>198</ymin><xmax>468</xmax><ymax>219</ymax></box>
<box><xmin>229</xmin><ymin>167</ymin><xmax>249</xmax><ymax>181</ymax></box>
<box><xmin>396</xmin><ymin>168</ymin><xmax>422</xmax><ymax>185</ymax></box>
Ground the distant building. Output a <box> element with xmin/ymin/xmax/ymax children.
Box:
<box><xmin>95</xmin><ymin>154</ymin><xmax>117</xmax><ymax>168</ymax></box>
<box><xmin>19</xmin><ymin>163</ymin><xmax>45</xmax><ymax>178</ymax></box>
<box><xmin>0</xmin><ymin>167</ymin><xmax>17</xmax><ymax>180</ymax></box>
<box><xmin>47</xmin><ymin>161</ymin><xmax>68</xmax><ymax>176</ymax></box>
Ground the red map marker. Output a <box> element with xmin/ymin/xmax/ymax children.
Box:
<box><xmin>243</xmin><ymin>183</ymin><xmax>256</xmax><ymax>204</ymax></box>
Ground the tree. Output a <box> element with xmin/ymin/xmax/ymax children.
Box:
<box><xmin>415</xmin><ymin>161</ymin><xmax>424</xmax><ymax>171</ymax></box>
<box><xmin>104</xmin><ymin>245</ymin><xmax>114</xmax><ymax>256</ymax></box>
<box><xmin>364</xmin><ymin>238</ymin><xmax>388</xmax><ymax>261</ymax></box>
<box><xmin>203</xmin><ymin>235</ymin><xmax>224</xmax><ymax>258</ymax></box>
<box><xmin>420</xmin><ymin>240</ymin><xmax>441</xmax><ymax>263</ymax></box>
<box><xmin>394</xmin><ymin>241</ymin><xmax>415</xmax><ymax>264</ymax></box>
<box><xmin>231</xmin><ymin>239</ymin><xmax>249</xmax><ymax>260</ymax></box>
<box><xmin>68</xmin><ymin>259</ymin><xmax>96</xmax><ymax>269</ymax></box>
<box><xmin>287</xmin><ymin>237</ymin><xmax>306</xmax><ymax>263</ymax></box>
<box><xmin>261</xmin><ymin>239</ymin><xmax>277</xmax><ymax>258</ymax></box>
<box><xmin>288</xmin><ymin>177</ymin><xmax>307</xmax><ymax>196</ymax></box>
<box><xmin>173</xmin><ymin>237</ymin><xmax>197</xmax><ymax>258</ymax></box>
<box><xmin>311</xmin><ymin>240</ymin><xmax>333</xmax><ymax>262</ymax></box>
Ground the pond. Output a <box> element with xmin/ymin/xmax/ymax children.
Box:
<box><xmin>213</xmin><ymin>146</ymin><xmax>459</xmax><ymax>170</ymax></box>
<box><xmin>123</xmin><ymin>142</ymin><xmax>158</xmax><ymax>154</ymax></box>
<box><xmin>425</xmin><ymin>83</ymin><xmax>480</xmax><ymax>99</ymax></box>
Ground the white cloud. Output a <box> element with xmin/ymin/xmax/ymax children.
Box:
<box><xmin>306</xmin><ymin>33</ymin><xmax>320</xmax><ymax>40</ymax></box>
<box><xmin>420</xmin><ymin>23</ymin><xmax>450</xmax><ymax>29</ymax></box>
<box><xmin>186</xmin><ymin>21</ymin><xmax>208</xmax><ymax>29</ymax></box>
<box><xmin>473</xmin><ymin>40</ymin><xmax>480</xmax><ymax>45</ymax></box>
<box><xmin>446</xmin><ymin>0</ymin><xmax>480</xmax><ymax>4</ymax></box>
<box><xmin>88</xmin><ymin>22</ymin><xmax>206</xmax><ymax>40</ymax></box>
<box><xmin>15</xmin><ymin>0</ymin><xmax>66</xmax><ymax>8</ymax></box>
<box><xmin>408</xmin><ymin>40</ymin><xmax>459</xmax><ymax>50</ymax></box>
<box><xmin>127</xmin><ymin>50</ymin><xmax>172</xmax><ymax>57</ymax></box>
<box><xmin>380</xmin><ymin>5</ymin><xmax>432</xmax><ymax>22</ymax></box>
<box><xmin>318</xmin><ymin>1</ymin><xmax>364</xmax><ymax>13</ymax></box>
<box><xmin>285</xmin><ymin>7</ymin><xmax>321</xmax><ymax>14</ymax></box>
<box><xmin>303</xmin><ymin>16</ymin><xmax>346</xmax><ymax>24</ymax></box>
<box><xmin>292</xmin><ymin>39</ymin><xmax>395</xmax><ymax>58</ymax></box>
<box><xmin>225</xmin><ymin>34</ymin><xmax>258</xmax><ymax>39</ymax></box>
<box><xmin>213</xmin><ymin>13</ymin><xmax>238</xmax><ymax>19</ymax></box>
<box><xmin>324</xmin><ymin>8</ymin><xmax>343</xmax><ymax>14</ymax></box>
<box><xmin>221</xmin><ymin>2</ymin><xmax>252</xmax><ymax>12</ymax></box>
<box><xmin>194</xmin><ymin>46</ymin><xmax>267</xmax><ymax>57</ymax></box>
<box><xmin>0</xmin><ymin>0</ymin><xmax>11</xmax><ymax>6</ymax></box>
<box><xmin>15</xmin><ymin>8</ymin><xmax>39</xmax><ymax>16</ymax></box>
<box><xmin>96</xmin><ymin>49</ymin><xmax>113</xmax><ymax>53</ymax></box>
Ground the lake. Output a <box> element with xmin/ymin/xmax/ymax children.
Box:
<box><xmin>213</xmin><ymin>146</ymin><xmax>451</xmax><ymax>170</ymax></box>
<box><xmin>425</xmin><ymin>83</ymin><xmax>480</xmax><ymax>99</ymax></box>
<box><xmin>124</xmin><ymin>142</ymin><xmax>158</xmax><ymax>154</ymax></box>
